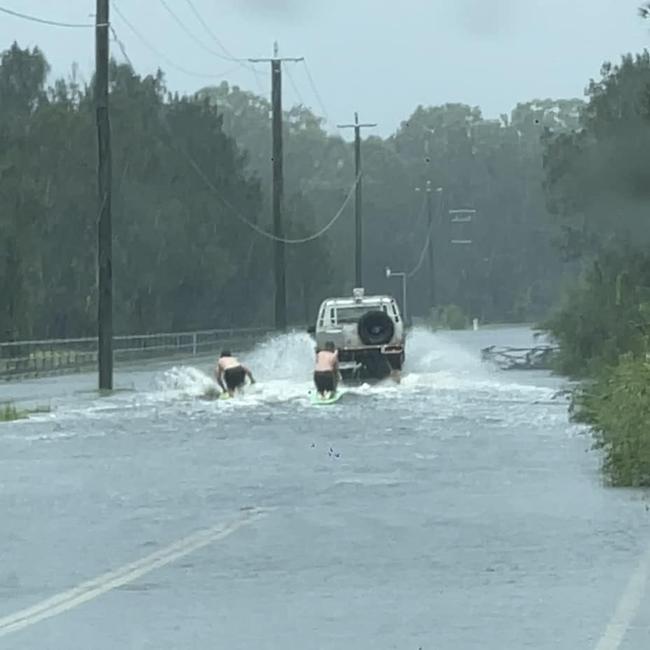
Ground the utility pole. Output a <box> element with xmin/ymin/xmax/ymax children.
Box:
<box><xmin>425</xmin><ymin>180</ymin><xmax>434</xmax><ymax>308</ymax></box>
<box><xmin>96</xmin><ymin>0</ymin><xmax>113</xmax><ymax>390</ymax></box>
<box><xmin>450</xmin><ymin>208</ymin><xmax>476</xmax><ymax>319</ymax></box>
<box><xmin>415</xmin><ymin>181</ymin><xmax>443</xmax><ymax>312</ymax></box>
<box><xmin>425</xmin><ymin>182</ymin><xmax>444</xmax><ymax>309</ymax></box>
<box><xmin>249</xmin><ymin>43</ymin><xmax>303</xmax><ymax>330</ymax></box>
<box><xmin>337</xmin><ymin>113</ymin><xmax>376</xmax><ymax>288</ymax></box>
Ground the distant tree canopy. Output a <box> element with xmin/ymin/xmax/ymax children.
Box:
<box><xmin>544</xmin><ymin>51</ymin><xmax>650</xmax><ymax>257</ymax></box>
<box><xmin>0</xmin><ymin>43</ymin><xmax>338</xmax><ymax>339</ymax></box>
<box><xmin>202</xmin><ymin>82</ymin><xmax>581</xmax><ymax>324</ymax></box>
<box><xmin>1</xmin><ymin>41</ymin><xmax>581</xmax><ymax>341</ymax></box>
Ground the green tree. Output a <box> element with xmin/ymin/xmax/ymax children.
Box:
<box><xmin>544</xmin><ymin>52</ymin><xmax>650</xmax><ymax>257</ymax></box>
<box><xmin>0</xmin><ymin>46</ymin><xmax>269</xmax><ymax>339</ymax></box>
<box><xmin>1</xmin><ymin>40</ymin><xmax>583</xmax><ymax>343</ymax></box>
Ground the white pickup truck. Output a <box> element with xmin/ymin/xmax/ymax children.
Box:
<box><xmin>308</xmin><ymin>288</ymin><xmax>405</xmax><ymax>381</ymax></box>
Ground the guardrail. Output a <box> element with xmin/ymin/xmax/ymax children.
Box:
<box><xmin>0</xmin><ymin>327</ymin><xmax>273</xmax><ymax>381</ymax></box>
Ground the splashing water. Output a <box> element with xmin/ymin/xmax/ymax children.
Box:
<box><xmin>155</xmin><ymin>365</ymin><xmax>217</xmax><ymax>399</ymax></box>
<box><xmin>227</xmin><ymin>330</ymin><xmax>317</xmax><ymax>404</ymax></box>
<box><xmin>400</xmin><ymin>327</ymin><xmax>557</xmax><ymax>400</ymax></box>
<box><xmin>404</xmin><ymin>327</ymin><xmax>490</xmax><ymax>376</ymax></box>
<box><xmin>134</xmin><ymin>326</ymin><xmax>557</xmax><ymax>411</ymax></box>
<box><xmin>400</xmin><ymin>326</ymin><xmax>495</xmax><ymax>393</ymax></box>
<box><xmin>245</xmin><ymin>330</ymin><xmax>315</xmax><ymax>382</ymax></box>
<box><xmin>19</xmin><ymin>325</ymin><xmax>562</xmax><ymax>428</ymax></box>
<box><xmin>150</xmin><ymin>332</ymin><xmax>318</xmax><ymax>407</ymax></box>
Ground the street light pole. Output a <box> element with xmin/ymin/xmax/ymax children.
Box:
<box><xmin>385</xmin><ymin>267</ymin><xmax>408</xmax><ymax>326</ymax></box>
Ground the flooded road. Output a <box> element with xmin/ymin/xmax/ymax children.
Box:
<box><xmin>1</xmin><ymin>327</ymin><xmax>649</xmax><ymax>649</ymax></box>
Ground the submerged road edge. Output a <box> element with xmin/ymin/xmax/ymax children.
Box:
<box><xmin>0</xmin><ymin>509</ymin><xmax>266</xmax><ymax>638</ymax></box>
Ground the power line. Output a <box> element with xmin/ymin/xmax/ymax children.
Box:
<box><xmin>302</xmin><ymin>59</ymin><xmax>330</xmax><ymax>123</ymax></box>
<box><xmin>113</xmin><ymin>3</ymin><xmax>238</xmax><ymax>80</ymax></box>
<box><xmin>109</xmin><ymin>31</ymin><xmax>354</xmax><ymax>245</ymax></box>
<box><xmin>111</xmin><ymin>31</ymin><xmax>355</xmax><ymax>245</ymax></box>
<box><xmin>407</xmin><ymin>194</ymin><xmax>437</xmax><ymax>278</ymax></box>
<box><xmin>0</xmin><ymin>5</ymin><xmax>97</xmax><ymax>28</ymax></box>
<box><xmin>184</xmin><ymin>0</ymin><xmax>239</xmax><ymax>61</ymax></box>
<box><xmin>248</xmin><ymin>64</ymin><xmax>269</xmax><ymax>100</ymax></box>
<box><xmin>168</xmin><ymin>116</ymin><xmax>360</xmax><ymax>244</ymax></box>
<box><xmin>182</xmin><ymin>0</ymin><xmax>266</xmax><ymax>96</ymax></box>
<box><xmin>110</xmin><ymin>26</ymin><xmax>133</xmax><ymax>68</ymax></box>
<box><xmin>285</xmin><ymin>65</ymin><xmax>306</xmax><ymax>107</ymax></box>
<box><xmin>159</xmin><ymin>0</ymin><xmax>234</xmax><ymax>63</ymax></box>
<box><xmin>408</xmin><ymin>238</ymin><xmax>432</xmax><ymax>278</ymax></box>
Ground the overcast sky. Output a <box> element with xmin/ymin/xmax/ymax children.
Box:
<box><xmin>1</xmin><ymin>0</ymin><xmax>649</xmax><ymax>137</ymax></box>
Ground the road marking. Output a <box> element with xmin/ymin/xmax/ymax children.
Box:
<box><xmin>594</xmin><ymin>541</ymin><xmax>650</xmax><ymax>650</ymax></box>
<box><xmin>0</xmin><ymin>510</ymin><xmax>264</xmax><ymax>638</ymax></box>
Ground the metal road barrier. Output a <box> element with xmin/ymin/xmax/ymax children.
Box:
<box><xmin>0</xmin><ymin>328</ymin><xmax>273</xmax><ymax>381</ymax></box>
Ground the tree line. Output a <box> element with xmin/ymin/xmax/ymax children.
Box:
<box><xmin>203</xmin><ymin>83</ymin><xmax>582</xmax><ymax>324</ymax></box>
<box><xmin>1</xmin><ymin>41</ymin><xmax>580</xmax><ymax>342</ymax></box>
<box><xmin>541</xmin><ymin>45</ymin><xmax>650</xmax><ymax>486</ymax></box>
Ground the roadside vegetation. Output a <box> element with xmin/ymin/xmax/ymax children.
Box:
<box><xmin>0</xmin><ymin>403</ymin><xmax>26</xmax><ymax>421</ymax></box>
<box><xmin>572</xmin><ymin>357</ymin><xmax>650</xmax><ymax>486</ymax></box>
<box><xmin>430</xmin><ymin>304</ymin><xmax>470</xmax><ymax>330</ymax></box>
<box><xmin>0</xmin><ymin>403</ymin><xmax>51</xmax><ymax>422</ymax></box>
<box><xmin>541</xmin><ymin>37</ymin><xmax>650</xmax><ymax>485</ymax></box>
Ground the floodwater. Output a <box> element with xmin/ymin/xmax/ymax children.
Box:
<box><xmin>1</xmin><ymin>327</ymin><xmax>649</xmax><ymax>649</ymax></box>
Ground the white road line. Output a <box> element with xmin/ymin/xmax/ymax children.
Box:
<box><xmin>0</xmin><ymin>511</ymin><xmax>264</xmax><ymax>638</ymax></box>
<box><xmin>594</xmin><ymin>541</ymin><xmax>650</xmax><ymax>650</ymax></box>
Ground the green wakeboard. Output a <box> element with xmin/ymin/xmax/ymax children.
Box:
<box><xmin>310</xmin><ymin>391</ymin><xmax>343</xmax><ymax>405</ymax></box>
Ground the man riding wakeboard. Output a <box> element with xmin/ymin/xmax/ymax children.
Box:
<box><xmin>313</xmin><ymin>341</ymin><xmax>340</xmax><ymax>399</ymax></box>
<box><xmin>215</xmin><ymin>351</ymin><xmax>255</xmax><ymax>397</ymax></box>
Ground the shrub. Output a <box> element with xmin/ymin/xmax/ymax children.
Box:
<box><xmin>430</xmin><ymin>304</ymin><xmax>469</xmax><ymax>330</ymax></box>
<box><xmin>542</xmin><ymin>247</ymin><xmax>650</xmax><ymax>376</ymax></box>
<box><xmin>573</xmin><ymin>355</ymin><xmax>650</xmax><ymax>486</ymax></box>
<box><xmin>0</xmin><ymin>404</ymin><xmax>25</xmax><ymax>421</ymax></box>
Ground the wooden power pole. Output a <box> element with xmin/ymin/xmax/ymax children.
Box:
<box><xmin>249</xmin><ymin>43</ymin><xmax>303</xmax><ymax>330</ymax></box>
<box><xmin>423</xmin><ymin>181</ymin><xmax>433</xmax><ymax>308</ymax></box>
<box><xmin>96</xmin><ymin>0</ymin><xmax>113</xmax><ymax>390</ymax></box>
<box><xmin>337</xmin><ymin>113</ymin><xmax>376</xmax><ymax>288</ymax></box>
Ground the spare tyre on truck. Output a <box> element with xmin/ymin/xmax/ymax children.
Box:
<box><xmin>357</xmin><ymin>310</ymin><xmax>395</xmax><ymax>346</ymax></box>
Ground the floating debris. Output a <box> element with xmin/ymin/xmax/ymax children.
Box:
<box><xmin>481</xmin><ymin>345</ymin><xmax>558</xmax><ymax>370</ymax></box>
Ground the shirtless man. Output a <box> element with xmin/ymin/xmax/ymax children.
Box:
<box><xmin>313</xmin><ymin>341</ymin><xmax>340</xmax><ymax>398</ymax></box>
<box><xmin>215</xmin><ymin>350</ymin><xmax>255</xmax><ymax>397</ymax></box>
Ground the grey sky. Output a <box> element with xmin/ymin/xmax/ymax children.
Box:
<box><xmin>1</xmin><ymin>0</ymin><xmax>648</xmax><ymax>137</ymax></box>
